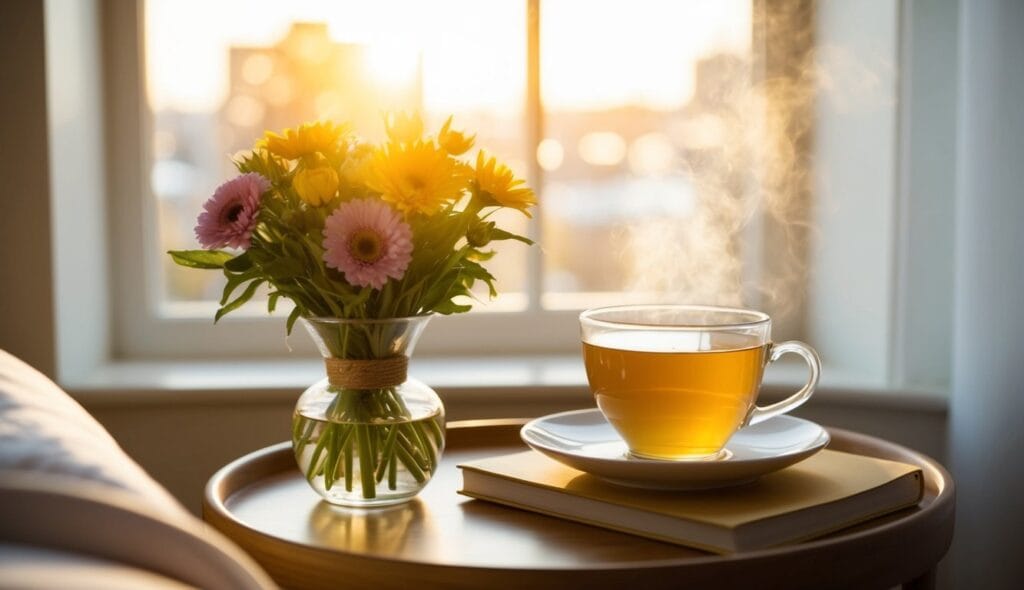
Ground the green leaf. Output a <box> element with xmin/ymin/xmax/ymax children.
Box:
<box><xmin>343</xmin><ymin>286</ymin><xmax>373</xmax><ymax>316</ymax></box>
<box><xmin>489</xmin><ymin>228</ymin><xmax>534</xmax><ymax>245</ymax></box>
<box><xmin>268</xmin><ymin>292</ymin><xmax>280</xmax><ymax>314</ymax></box>
<box><xmin>168</xmin><ymin>250</ymin><xmax>233</xmax><ymax>269</ymax></box>
<box><xmin>259</xmin><ymin>256</ymin><xmax>306</xmax><ymax>280</ymax></box>
<box><xmin>286</xmin><ymin>305</ymin><xmax>302</xmax><ymax>335</ymax></box>
<box><xmin>215</xmin><ymin>279</ymin><xmax>264</xmax><ymax>322</ymax></box>
<box><xmin>469</xmin><ymin>249</ymin><xmax>497</xmax><ymax>262</ymax></box>
<box><xmin>302</xmin><ymin>276</ymin><xmax>344</xmax><ymax>317</ymax></box>
<box><xmin>376</xmin><ymin>280</ymin><xmax>397</xmax><ymax>317</ymax></box>
<box><xmin>460</xmin><ymin>259</ymin><xmax>498</xmax><ymax>297</ymax></box>
<box><xmin>433</xmin><ymin>299</ymin><xmax>473</xmax><ymax>315</ymax></box>
<box><xmin>416</xmin><ymin>270</ymin><xmax>461</xmax><ymax>312</ymax></box>
<box><xmin>220</xmin><ymin>269</ymin><xmax>261</xmax><ymax>306</ymax></box>
<box><xmin>223</xmin><ymin>251</ymin><xmax>254</xmax><ymax>272</ymax></box>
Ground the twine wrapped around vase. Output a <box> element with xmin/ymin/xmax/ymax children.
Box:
<box><xmin>324</xmin><ymin>356</ymin><xmax>409</xmax><ymax>389</ymax></box>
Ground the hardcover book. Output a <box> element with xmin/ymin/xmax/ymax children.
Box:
<box><xmin>458</xmin><ymin>449</ymin><xmax>923</xmax><ymax>554</ymax></box>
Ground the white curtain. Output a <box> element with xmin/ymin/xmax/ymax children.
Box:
<box><xmin>951</xmin><ymin>0</ymin><xmax>1024</xmax><ymax>585</ymax></box>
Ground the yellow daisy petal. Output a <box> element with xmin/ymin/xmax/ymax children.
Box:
<box><xmin>438</xmin><ymin>116</ymin><xmax>476</xmax><ymax>156</ymax></box>
<box><xmin>263</xmin><ymin>121</ymin><xmax>349</xmax><ymax>160</ymax></box>
<box><xmin>473</xmin><ymin>150</ymin><xmax>537</xmax><ymax>217</ymax></box>
<box><xmin>384</xmin><ymin>112</ymin><xmax>425</xmax><ymax>145</ymax></box>
<box><xmin>367</xmin><ymin>141</ymin><xmax>471</xmax><ymax>215</ymax></box>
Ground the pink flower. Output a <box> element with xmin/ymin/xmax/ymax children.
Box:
<box><xmin>195</xmin><ymin>173</ymin><xmax>270</xmax><ymax>249</ymax></box>
<box><xmin>323</xmin><ymin>199</ymin><xmax>413</xmax><ymax>289</ymax></box>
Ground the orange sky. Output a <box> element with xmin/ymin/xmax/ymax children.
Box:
<box><xmin>146</xmin><ymin>0</ymin><xmax>750</xmax><ymax>114</ymax></box>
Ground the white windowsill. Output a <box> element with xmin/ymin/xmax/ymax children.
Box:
<box><xmin>66</xmin><ymin>356</ymin><xmax>948</xmax><ymax>414</ymax></box>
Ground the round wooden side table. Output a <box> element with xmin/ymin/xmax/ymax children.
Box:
<box><xmin>204</xmin><ymin>419</ymin><xmax>954</xmax><ymax>590</ymax></box>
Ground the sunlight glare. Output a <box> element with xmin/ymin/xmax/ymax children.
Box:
<box><xmin>365</xmin><ymin>43</ymin><xmax>420</xmax><ymax>88</ymax></box>
<box><xmin>628</xmin><ymin>133</ymin><xmax>676</xmax><ymax>176</ymax></box>
<box><xmin>541</xmin><ymin>0</ymin><xmax>751</xmax><ymax>111</ymax></box>
<box><xmin>146</xmin><ymin>0</ymin><xmax>524</xmax><ymax>115</ymax></box>
<box><xmin>578</xmin><ymin>132</ymin><xmax>627</xmax><ymax>167</ymax></box>
<box><xmin>537</xmin><ymin>138</ymin><xmax>565</xmax><ymax>171</ymax></box>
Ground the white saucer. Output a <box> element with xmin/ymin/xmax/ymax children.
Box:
<box><xmin>520</xmin><ymin>409</ymin><xmax>830</xmax><ymax>491</ymax></box>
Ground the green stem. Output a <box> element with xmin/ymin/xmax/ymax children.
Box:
<box><xmin>344</xmin><ymin>438</ymin><xmax>354</xmax><ymax>492</ymax></box>
<box><xmin>375</xmin><ymin>425</ymin><xmax>400</xmax><ymax>483</ymax></box>
<box><xmin>356</xmin><ymin>424</ymin><xmax>376</xmax><ymax>498</ymax></box>
<box><xmin>327</xmin><ymin>425</ymin><xmax>354</xmax><ymax>487</ymax></box>
<box><xmin>305</xmin><ymin>426</ymin><xmax>332</xmax><ymax>482</ymax></box>
<box><xmin>324</xmin><ymin>433</ymin><xmax>335</xmax><ymax>487</ymax></box>
<box><xmin>324</xmin><ymin>425</ymin><xmax>342</xmax><ymax>490</ymax></box>
<box><xmin>403</xmin><ymin>421</ymin><xmax>436</xmax><ymax>471</ymax></box>
<box><xmin>292</xmin><ymin>414</ymin><xmax>304</xmax><ymax>445</ymax></box>
<box><xmin>427</xmin><ymin>417</ymin><xmax>445</xmax><ymax>447</ymax></box>
<box><xmin>296</xmin><ymin>417</ymin><xmax>317</xmax><ymax>451</ymax></box>
<box><xmin>395</xmin><ymin>442</ymin><xmax>427</xmax><ymax>483</ymax></box>
<box><xmin>369</xmin><ymin>422</ymin><xmax>378</xmax><ymax>465</ymax></box>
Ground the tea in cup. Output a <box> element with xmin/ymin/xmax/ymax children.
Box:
<box><xmin>580</xmin><ymin>304</ymin><xmax>820</xmax><ymax>460</ymax></box>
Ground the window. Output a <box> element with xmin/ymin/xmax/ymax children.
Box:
<box><xmin>146</xmin><ymin>1</ymin><xmax>529</xmax><ymax>313</ymax></box>
<box><xmin>100</xmin><ymin>0</ymin><xmax>948</xmax><ymax>391</ymax></box>
<box><xmin>118</xmin><ymin>0</ymin><xmax>787</xmax><ymax>357</ymax></box>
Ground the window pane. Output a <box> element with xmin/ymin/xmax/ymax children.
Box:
<box><xmin>539</xmin><ymin>0</ymin><xmax>755</xmax><ymax>309</ymax></box>
<box><xmin>146</xmin><ymin>0</ymin><xmax>528</xmax><ymax>311</ymax></box>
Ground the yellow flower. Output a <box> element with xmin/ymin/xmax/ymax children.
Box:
<box><xmin>438</xmin><ymin>116</ymin><xmax>475</xmax><ymax>156</ymax></box>
<box><xmin>473</xmin><ymin>151</ymin><xmax>536</xmax><ymax>217</ymax></box>
<box><xmin>367</xmin><ymin>141</ymin><xmax>470</xmax><ymax>215</ymax></box>
<box><xmin>263</xmin><ymin>121</ymin><xmax>349</xmax><ymax>161</ymax></box>
<box><xmin>293</xmin><ymin>161</ymin><xmax>340</xmax><ymax>206</ymax></box>
<box><xmin>339</xmin><ymin>143</ymin><xmax>376</xmax><ymax>189</ymax></box>
<box><xmin>384</xmin><ymin>112</ymin><xmax>424</xmax><ymax>144</ymax></box>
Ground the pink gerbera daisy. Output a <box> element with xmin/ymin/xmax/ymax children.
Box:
<box><xmin>195</xmin><ymin>173</ymin><xmax>270</xmax><ymax>250</ymax></box>
<box><xmin>322</xmin><ymin>199</ymin><xmax>413</xmax><ymax>290</ymax></box>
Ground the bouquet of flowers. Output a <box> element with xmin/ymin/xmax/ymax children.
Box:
<box><xmin>169</xmin><ymin>113</ymin><xmax>534</xmax><ymax>504</ymax></box>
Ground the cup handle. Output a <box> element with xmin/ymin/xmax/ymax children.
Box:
<box><xmin>746</xmin><ymin>340</ymin><xmax>821</xmax><ymax>426</ymax></box>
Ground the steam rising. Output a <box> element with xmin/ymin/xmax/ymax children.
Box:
<box><xmin>623</xmin><ymin>4</ymin><xmax>886</xmax><ymax>330</ymax></box>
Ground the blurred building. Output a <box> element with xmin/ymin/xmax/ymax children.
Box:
<box><xmin>542</xmin><ymin>52</ymin><xmax>751</xmax><ymax>294</ymax></box>
<box><xmin>220</xmin><ymin>22</ymin><xmax>423</xmax><ymax>152</ymax></box>
<box><xmin>152</xmin><ymin>19</ymin><xmax>752</xmax><ymax>303</ymax></box>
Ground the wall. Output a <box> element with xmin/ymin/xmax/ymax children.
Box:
<box><xmin>0</xmin><ymin>1</ymin><xmax>57</xmax><ymax>377</ymax></box>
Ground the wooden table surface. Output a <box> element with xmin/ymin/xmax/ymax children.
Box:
<box><xmin>204</xmin><ymin>419</ymin><xmax>954</xmax><ymax>590</ymax></box>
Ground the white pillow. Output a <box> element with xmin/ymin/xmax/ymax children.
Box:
<box><xmin>0</xmin><ymin>349</ymin><xmax>183</xmax><ymax>516</ymax></box>
<box><xmin>0</xmin><ymin>544</ymin><xmax>192</xmax><ymax>590</ymax></box>
<box><xmin>0</xmin><ymin>475</ymin><xmax>275</xmax><ymax>589</ymax></box>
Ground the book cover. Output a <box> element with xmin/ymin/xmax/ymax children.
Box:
<box><xmin>458</xmin><ymin>449</ymin><xmax>923</xmax><ymax>554</ymax></box>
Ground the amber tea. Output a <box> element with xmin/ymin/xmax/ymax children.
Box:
<box><xmin>584</xmin><ymin>332</ymin><xmax>768</xmax><ymax>459</ymax></box>
<box><xmin>580</xmin><ymin>305</ymin><xmax>820</xmax><ymax>461</ymax></box>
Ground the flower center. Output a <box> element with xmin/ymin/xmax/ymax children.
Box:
<box><xmin>406</xmin><ymin>174</ymin><xmax>426</xmax><ymax>191</ymax></box>
<box><xmin>223</xmin><ymin>203</ymin><xmax>244</xmax><ymax>223</ymax></box>
<box><xmin>349</xmin><ymin>229</ymin><xmax>384</xmax><ymax>264</ymax></box>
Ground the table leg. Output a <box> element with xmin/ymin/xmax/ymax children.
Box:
<box><xmin>902</xmin><ymin>567</ymin><xmax>936</xmax><ymax>590</ymax></box>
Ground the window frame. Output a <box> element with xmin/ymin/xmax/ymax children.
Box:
<box><xmin>106</xmin><ymin>0</ymin><xmax>777</xmax><ymax>360</ymax></box>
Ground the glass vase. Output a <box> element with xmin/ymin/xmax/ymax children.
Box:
<box><xmin>292</xmin><ymin>316</ymin><xmax>445</xmax><ymax>507</ymax></box>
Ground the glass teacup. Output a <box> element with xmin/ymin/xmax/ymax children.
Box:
<box><xmin>580</xmin><ymin>304</ymin><xmax>820</xmax><ymax>460</ymax></box>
